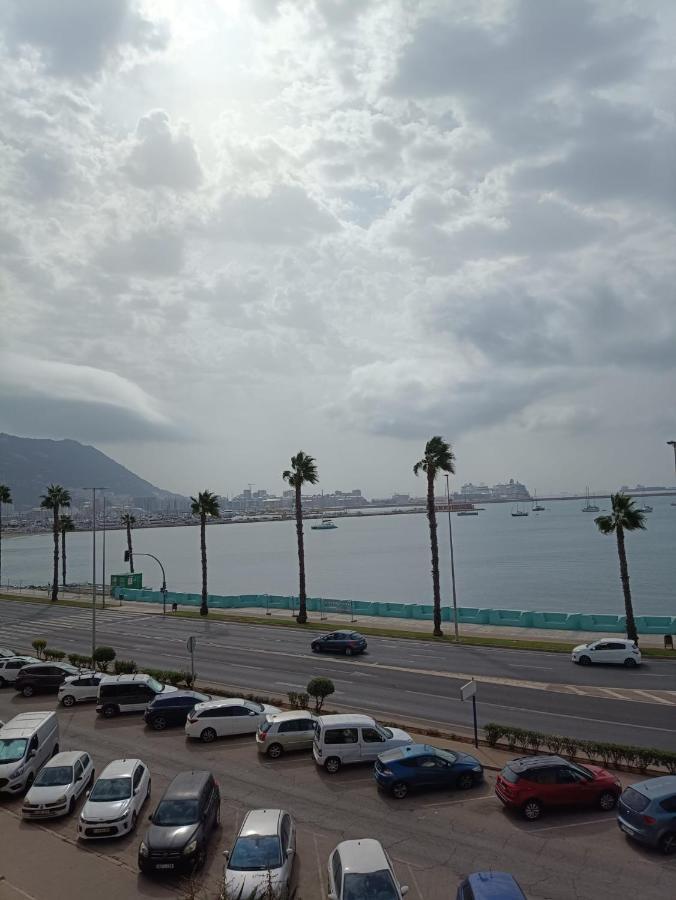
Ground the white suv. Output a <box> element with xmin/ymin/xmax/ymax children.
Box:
<box><xmin>59</xmin><ymin>673</ymin><xmax>102</xmax><ymax>707</ymax></box>
<box><xmin>185</xmin><ymin>699</ymin><xmax>281</xmax><ymax>743</ymax></box>
<box><xmin>0</xmin><ymin>657</ymin><xmax>40</xmax><ymax>687</ymax></box>
<box><xmin>78</xmin><ymin>758</ymin><xmax>151</xmax><ymax>839</ymax></box>
<box><xmin>571</xmin><ymin>639</ymin><xmax>642</xmax><ymax>667</ymax></box>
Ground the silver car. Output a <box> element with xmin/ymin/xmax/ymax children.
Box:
<box><xmin>224</xmin><ymin>809</ymin><xmax>296</xmax><ymax>899</ymax></box>
<box><xmin>22</xmin><ymin>750</ymin><xmax>94</xmax><ymax>819</ymax></box>
<box><xmin>256</xmin><ymin>711</ymin><xmax>317</xmax><ymax>759</ymax></box>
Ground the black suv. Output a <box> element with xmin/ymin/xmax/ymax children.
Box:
<box><xmin>144</xmin><ymin>690</ymin><xmax>211</xmax><ymax>730</ymax></box>
<box><xmin>14</xmin><ymin>662</ymin><xmax>82</xmax><ymax>697</ymax></box>
<box><xmin>311</xmin><ymin>631</ymin><xmax>368</xmax><ymax>656</ymax></box>
<box><xmin>138</xmin><ymin>770</ymin><xmax>220</xmax><ymax>874</ymax></box>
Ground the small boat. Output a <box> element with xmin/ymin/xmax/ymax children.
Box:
<box><xmin>511</xmin><ymin>505</ymin><xmax>529</xmax><ymax>517</ymax></box>
<box><xmin>311</xmin><ymin>518</ymin><xmax>337</xmax><ymax>530</ymax></box>
<box><xmin>531</xmin><ymin>491</ymin><xmax>545</xmax><ymax>512</ymax></box>
<box><xmin>457</xmin><ymin>510</ymin><xmax>479</xmax><ymax>516</ymax></box>
<box><xmin>638</xmin><ymin>503</ymin><xmax>653</xmax><ymax>513</ymax></box>
<box><xmin>582</xmin><ymin>486</ymin><xmax>600</xmax><ymax>513</ymax></box>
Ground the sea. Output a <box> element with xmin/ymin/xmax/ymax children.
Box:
<box><xmin>3</xmin><ymin>498</ymin><xmax>675</xmax><ymax>616</ymax></box>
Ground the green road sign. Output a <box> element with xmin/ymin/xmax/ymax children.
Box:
<box><xmin>111</xmin><ymin>573</ymin><xmax>142</xmax><ymax>590</ymax></box>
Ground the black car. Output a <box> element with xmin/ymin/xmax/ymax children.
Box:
<box><xmin>311</xmin><ymin>631</ymin><xmax>367</xmax><ymax>656</ymax></box>
<box><xmin>14</xmin><ymin>662</ymin><xmax>81</xmax><ymax>697</ymax></box>
<box><xmin>143</xmin><ymin>690</ymin><xmax>211</xmax><ymax>730</ymax></box>
<box><xmin>138</xmin><ymin>770</ymin><xmax>220</xmax><ymax>874</ymax></box>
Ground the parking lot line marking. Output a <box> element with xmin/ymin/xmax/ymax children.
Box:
<box><xmin>414</xmin><ymin>793</ymin><xmax>495</xmax><ymax>810</ymax></box>
<box><xmin>529</xmin><ymin>816</ymin><xmax>614</xmax><ymax>832</ymax></box>
<box><xmin>392</xmin><ymin>860</ymin><xmax>424</xmax><ymax>898</ymax></box>
<box><xmin>313</xmin><ymin>834</ymin><xmax>328</xmax><ymax>900</ymax></box>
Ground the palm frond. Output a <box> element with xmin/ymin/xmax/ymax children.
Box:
<box><xmin>191</xmin><ymin>490</ymin><xmax>220</xmax><ymax>518</ymax></box>
<box><xmin>595</xmin><ymin>492</ymin><xmax>647</xmax><ymax>534</ymax></box>
<box><xmin>414</xmin><ymin>436</ymin><xmax>455</xmax><ymax>479</ymax></box>
<box><xmin>0</xmin><ymin>484</ymin><xmax>11</xmax><ymax>504</ymax></box>
<box><xmin>40</xmin><ymin>484</ymin><xmax>71</xmax><ymax>509</ymax></box>
<box><xmin>283</xmin><ymin>451</ymin><xmax>318</xmax><ymax>487</ymax></box>
<box><xmin>594</xmin><ymin>515</ymin><xmax>614</xmax><ymax>534</ymax></box>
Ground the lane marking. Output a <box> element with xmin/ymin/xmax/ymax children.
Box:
<box><xmin>634</xmin><ymin>690</ymin><xmax>675</xmax><ymax>706</ymax></box>
<box><xmin>529</xmin><ymin>816</ymin><xmax>614</xmax><ymax>832</ymax></box>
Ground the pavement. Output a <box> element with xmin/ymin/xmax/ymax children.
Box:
<box><xmin>1</xmin><ymin>598</ymin><xmax>675</xmax><ymax>751</ymax></box>
<box><xmin>1</xmin><ymin>690</ymin><xmax>676</xmax><ymax>900</ymax></box>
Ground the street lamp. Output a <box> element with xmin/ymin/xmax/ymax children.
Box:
<box><xmin>83</xmin><ymin>486</ymin><xmax>107</xmax><ymax>660</ymax></box>
<box><xmin>444</xmin><ymin>474</ymin><xmax>459</xmax><ymax>642</ymax></box>
<box><xmin>134</xmin><ymin>552</ymin><xmax>168</xmax><ymax>615</ymax></box>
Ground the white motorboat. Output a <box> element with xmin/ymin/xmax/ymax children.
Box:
<box><xmin>311</xmin><ymin>518</ymin><xmax>337</xmax><ymax>530</ymax></box>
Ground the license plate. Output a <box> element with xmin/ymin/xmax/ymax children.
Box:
<box><xmin>93</xmin><ymin>827</ymin><xmax>111</xmax><ymax>833</ymax></box>
<box><xmin>156</xmin><ymin>863</ymin><xmax>174</xmax><ymax>869</ymax></box>
<box><xmin>619</xmin><ymin>823</ymin><xmax>632</xmax><ymax>835</ymax></box>
<box><xmin>33</xmin><ymin>810</ymin><xmax>51</xmax><ymax>817</ymax></box>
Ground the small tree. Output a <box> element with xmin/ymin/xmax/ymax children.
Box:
<box><xmin>31</xmin><ymin>638</ymin><xmax>47</xmax><ymax>659</ymax></box>
<box><xmin>93</xmin><ymin>645</ymin><xmax>116</xmax><ymax>672</ymax></box>
<box><xmin>306</xmin><ymin>676</ymin><xmax>335</xmax><ymax>714</ymax></box>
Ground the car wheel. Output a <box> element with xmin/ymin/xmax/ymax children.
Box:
<box><xmin>267</xmin><ymin>742</ymin><xmax>283</xmax><ymax>759</ymax></box>
<box><xmin>599</xmin><ymin>791</ymin><xmax>618</xmax><ymax>811</ymax></box>
<box><xmin>522</xmin><ymin>799</ymin><xmax>543</xmax><ymax>821</ymax></box>
<box><xmin>201</xmin><ymin>727</ymin><xmax>217</xmax><ymax>743</ymax></box>
<box><xmin>623</xmin><ymin>658</ymin><xmax>638</xmax><ymax>668</ymax></box>
<box><xmin>61</xmin><ymin>694</ymin><xmax>76</xmax><ymax>707</ymax></box>
<box><xmin>194</xmin><ymin>844</ymin><xmax>206</xmax><ymax>870</ymax></box>
<box><xmin>22</xmin><ymin>684</ymin><xmax>35</xmax><ymax>697</ymax></box>
<box><xmin>101</xmin><ymin>704</ymin><xmax>118</xmax><ymax>718</ymax></box>
<box><xmin>131</xmin><ymin>811</ymin><xmax>137</xmax><ymax>831</ymax></box>
<box><xmin>392</xmin><ymin>782</ymin><xmax>408</xmax><ymax>800</ymax></box>
<box><xmin>151</xmin><ymin>716</ymin><xmax>167</xmax><ymax>731</ymax></box>
<box><xmin>215</xmin><ymin>805</ymin><xmax>221</xmax><ymax>828</ymax></box>
<box><xmin>345</xmin><ymin>647</ymin><xmax>353</xmax><ymax>657</ymax></box>
<box><xmin>456</xmin><ymin>772</ymin><xmax>474</xmax><ymax>791</ymax></box>
<box><xmin>312</xmin><ymin>645</ymin><xmax>320</xmax><ymax>653</ymax></box>
<box><xmin>659</xmin><ymin>832</ymin><xmax>676</xmax><ymax>855</ymax></box>
<box><xmin>578</xmin><ymin>655</ymin><xmax>591</xmax><ymax>666</ymax></box>
<box><xmin>324</xmin><ymin>756</ymin><xmax>341</xmax><ymax>774</ymax></box>
<box><xmin>24</xmin><ymin>773</ymin><xmax>34</xmax><ymax>792</ymax></box>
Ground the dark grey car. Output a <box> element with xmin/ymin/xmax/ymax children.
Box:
<box><xmin>138</xmin><ymin>770</ymin><xmax>220</xmax><ymax>874</ymax></box>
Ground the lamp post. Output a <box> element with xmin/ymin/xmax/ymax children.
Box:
<box><xmin>444</xmin><ymin>474</ymin><xmax>459</xmax><ymax>642</ymax></box>
<box><xmin>668</xmin><ymin>441</ymin><xmax>676</xmax><ymax>479</ymax></box>
<box><xmin>102</xmin><ymin>493</ymin><xmax>107</xmax><ymax>610</ymax></box>
<box><xmin>83</xmin><ymin>487</ymin><xmax>107</xmax><ymax>660</ymax></box>
<box><xmin>134</xmin><ymin>552</ymin><xmax>168</xmax><ymax>615</ymax></box>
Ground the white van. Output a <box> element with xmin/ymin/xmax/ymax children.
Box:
<box><xmin>0</xmin><ymin>711</ymin><xmax>59</xmax><ymax>796</ymax></box>
<box><xmin>313</xmin><ymin>714</ymin><xmax>412</xmax><ymax>773</ymax></box>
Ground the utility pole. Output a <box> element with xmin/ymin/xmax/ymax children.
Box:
<box><xmin>668</xmin><ymin>441</ymin><xmax>676</xmax><ymax>479</ymax></box>
<box><xmin>83</xmin><ymin>487</ymin><xmax>107</xmax><ymax>661</ymax></box>
<box><xmin>444</xmin><ymin>474</ymin><xmax>459</xmax><ymax>642</ymax></box>
<box><xmin>102</xmin><ymin>493</ymin><xmax>107</xmax><ymax>610</ymax></box>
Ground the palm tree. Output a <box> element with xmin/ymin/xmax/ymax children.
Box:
<box><xmin>40</xmin><ymin>484</ymin><xmax>71</xmax><ymax>601</ymax></box>
<box><xmin>59</xmin><ymin>515</ymin><xmax>75</xmax><ymax>587</ymax></box>
<box><xmin>0</xmin><ymin>484</ymin><xmax>11</xmax><ymax>589</ymax></box>
<box><xmin>190</xmin><ymin>490</ymin><xmax>220</xmax><ymax>616</ymax></box>
<box><xmin>595</xmin><ymin>493</ymin><xmax>646</xmax><ymax>643</ymax></box>
<box><xmin>282</xmin><ymin>451</ymin><xmax>318</xmax><ymax>624</ymax></box>
<box><xmin>414</xmin><ymin>436</ymin><xmax>456</xmax><ymax>637</ymax></box>
<box><xmin>121</xmin><ymin>513</ymin><xmax>136</xmax><ymax>573</ymax></box>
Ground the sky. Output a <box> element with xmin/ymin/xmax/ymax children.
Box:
<box><xmin>1</xmin><ymin>0</ymin><xmax>675</xmax><ymax>499</ymax></box>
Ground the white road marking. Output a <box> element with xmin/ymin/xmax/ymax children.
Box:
<box><xmin>634</xmin><ymin>690</ymin><xmax>675</xmax><ymax>706</ymax></box>
<box><xmin>529</xmin><ymin>816</ymin><xmax>614</xmax><ymax>832</ymax></box>
<box><xmin>313</xmin><ymin>833</ymin><xmax>328</xmax><ymax>900</ymax></box>
<box><xmin>510</xmin><ymin>665</ymin><xmax>554</xmax><ymax>670</ymax></box>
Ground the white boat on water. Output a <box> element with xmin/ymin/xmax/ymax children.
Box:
<box><xmin>638</xmin><ymin>503</ymin><xmax>653</xmax><ymax>513</ymax></box>
<box><xmin>311</xmin><ymin>518</ymin><xmax>337</xmax><ymax>530</ymax></box>
<box><xmin>531</xmin><ymin>491</ymin><xmax>545</xmax><ymax>512</ymax></box>
<box><xmin>457</xmin><ymin>510</ymin><xmax>479</xmax><ymax>516</ymax></box>
<box><xmin>511</xmin><ymin>505</ymin><xmax>529</xmax><ymax>517</ymax></box>
<box><xmin>582</xmin><ymin>486</ymin><xmax>600</xmax><ymax>513</ymax></box>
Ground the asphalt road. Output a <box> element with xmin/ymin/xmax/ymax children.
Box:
<box><xmin>1</xmin><ymin>599</ymin><xmax>675</xmax><ymax>749</ymax></box>
<box><xmin>1</xmin><ymin>691</ymin><xmax>675</xmax><ymax>900</ymax></box>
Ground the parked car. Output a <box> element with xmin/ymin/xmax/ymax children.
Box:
<box><xmin>185</xmin><ymin>699</ymin><xmax>281</xmax><ymax>743</ymax></box>
<box><xmin>311</xmin><ymin>631</ymin><xmax>367</xmax><ymax>656</ymax></box>
<box><xmin>14</xmin><ymin>662</ymin><xmax>83</xmax><ymax>697</ymax></box>
<box><xmin>78</xmin><ymin>758</ymin><xmax>151</xmax><ymax>839</ymax></box>
<box><xmin>617</xmin><ymin>776</ymin><xmax>676</xmax><ymax>855</ymax></box>
<box><xmin>375</xmin><ymin>744</ymin><xmax>484</xmax><ymax>799</ymax></box>
<box><xmin>0</xmin><ymin>711</ymin><xmax>60</xmax><ymax>796</ymax></box>
<box><xmin>224</xmin><ymin>808</ymin><xmax>296</xmax><ymax>899</ymax></box>
<box><xmin>0</xmin><ymin>647</ymin><xmax>18</xmax><ymax>659</ymax></box>
<box><xmin>143</xmin><ymin>690</ymin><xmax>211</xmax><ymax>730</ymax></box>
<box><xmin>456</xmin><ymin>872</ymin><xmax>527</xmax><ymax>899</ymax></box>
<box><xmin>96</xmin><ymin>673</ymin><xmax>178</xmax><ymax>718</ymax></box>
<box><xmin>22</xmin><ymin>750</ymin><xmax>94</xmax><ymax>819</ymax></box>
<box><xmin>139</xmin><ymin>770</ymin><xmax>220</xmax><ymax>874</ymax></box>
<box><xmin>571</xmin><ymin>638</ymin><xmax>641</xmax><ymax>667</ymax></box>
<box><xmin>328</xmin><ymin>838</ymin><xmax>408</xmax><ymax>899</ymax></box>
<box><xmin>58</xmin><ymin>673</ymin><xmax>103</xmax><ymax>707</ymax></box>
<box><xmin>256</xmin><ymin>710</ymin><xmax>317</xmax><ymax>758</ymax></box>
<box><xmin>313</xmin><ymin>714</ymin><xmax>412</xmax><ymax>774</ymax></box>
<box><xmin>495</xmin><ymin>755</ymin><xmax>621</xmax><ymax>820</ymax></box>
<box><xmin>0</xmin><ymin>656</ymin><xmax>40</xmax><ymax>687</ymax></box>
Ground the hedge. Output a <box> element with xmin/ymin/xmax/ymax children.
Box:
<box><xmin>484</xmin><ymin>722</ymin><xmax>676</xmax><ymax>774</ymax></box>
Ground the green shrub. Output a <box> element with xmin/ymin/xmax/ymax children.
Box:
<box><xmin>306</xmin><ymin>676</ymin><xmax>335</xmax><ymax>714</ymax></box>
<box><xmin>31</xmin><ymin>639</ymin><xmax>46</xmax><ymax>659</ymax></box>
<box><xmin>113</xmin><ymin>659</ymin><xmax>138</xmax><ymax>674</ymax></box>
<box><xmin>93</xmin><ymin>646</ymin><xmax>116</xmax><ymax>672</ymax></box>
<box><xmin>484</xmin><ymin>723</ymin><xmax>506</xmax><ymax>747</ymax></box>
<box><xmin>184</xmin><ymin>669</ymin><xmax>196</xmax><ymax>689</ymax></box>
<box><xmin>44</xmin><ymin>649</ymin><xmax>65</xmax><ymax>661</ymax></box>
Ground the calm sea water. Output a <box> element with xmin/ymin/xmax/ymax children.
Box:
<box><xmin>3</xmin><ymin>498</ymin><xmax>675</xmax><ymax>616</ymax></box>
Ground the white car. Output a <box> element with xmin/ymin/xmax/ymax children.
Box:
<box><xmin>328</xmin><ymin>839</ymin><xmax>409</xmax><ymax>900</ymax></box>
<box><xmin>78</xmin><ymin>758</ymin><xmax>151</xmax><ymax>840</ymax></box>
<box><xmin>571</xmin><ymin>638</ymin><xmax>642</xmax><ymax>667</ymax></box>
<box><xmin>185</xmin><ymin>699</ymin><xmax>281</xmax><ymax>743</ymax></box>
<box><xmin>224</xmin><ymin>809</ymin><xmax>296</xmax><ymax>899</ymax></box>
<box><xmin>0</xmin><ymin>657</ymin><xmax>40</xmax><ymax>687</ymax></box>
<box><xmin>22</xmin><ymin>750</ymin><xmax>94</xmax><ymax>819</ymax></box>
<box><xmin>0</xmin><ymin>647</ymin><xmax>18</xmax><ymax>659</ymax></box>
<box><xmin>58</xmin><ymin>673</ymin><xmax>103</xmax><ymax>707</ymax></box>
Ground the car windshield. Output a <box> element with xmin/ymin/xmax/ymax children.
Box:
<box><xmin>434</xmin><ymin>748</ymin><xmax>458</xmax><ymax>764</ymax></box>
<box><xmin>247</xmin><ymin>702</ymin><xmax>264</xmax><ymax>713</ymax></box>
<box><xmin>153</xmin><ymin>799</ymin><xmax>200</xmax><ymax>826</ymax></box>
<box><xmin>0</xmin><ymin>738</ymin><xmax>27</xmax><ymax>763</ymax></box>
<box><xmin>343</xmin><ymin>870</ymin><xmax>399</xmax><ymax>900</ymax></box>
<box><xmin>228</xmin><ymin>835</ymin><xmax>282</xmax><ymax>871</ymax></box>
<box><xmin>147</xmin><ymin>677</ymin><xmax>164</xmax><ymax>692</ymax></box>
<box><xmin>570</xmin><ymin>763</ymin><xmax>594</xmax><ymax>780</ymax></box>
<box><xmin>622</xmin><ymin>787</ymin><xmax>650</xmax><ymax>812</ymax></box>
<box><xmin>61</xmin><ymin>664</ymin><xmax>80</xmax><ymax>674</ymax></box>
<box><xmin>377</xmin><ymin>726</ymin><xmax>392</xmax><ymax>739</ymax></box>
<box><xmin>35</xmin><ymin>766</ymin><xmax>73</xmax><ymax>787</ymax></box>
<box><xmin>192</xmin><ymin>691</ymin><xmax>210</xmax><ymax>703</ymax></box>
<box><xmin>89</xmin><ymin>777</ymin><xmax>132</xmax><ymax>801</ymax></box>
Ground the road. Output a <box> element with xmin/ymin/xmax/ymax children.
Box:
<box><xmin>1</xmin><ymin>599</ymin><xmax>675</xmax><ymax>749</ymax></box>
<box><xmin>1</xmin><ymin>690</ymin><xmax>675</xmax><ymax>900</ymax></box>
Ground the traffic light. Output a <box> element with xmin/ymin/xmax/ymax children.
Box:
<box><xmin>124</xmin><ymin>550</ymin><xmax>130</xmax><ymax>562</ymax></box>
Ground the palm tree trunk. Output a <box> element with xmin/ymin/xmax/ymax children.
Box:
<box><xmin>51</xmin><ymin>506</ymin><xmax>59</xmax><ymax>602</ymax></box>
<box><xmin>295</xmin><ymin>483</ymin><xmax>307</xmax><ymax>624</ymax></box>
<box><xmin>61</xmin><ymin>530</ymin><xmax>67</xmax><ymax>587</ymax></box>
<box><xmin>616</xmin><ymin>525</ymin><xmax>638</xmax><ymax>643</ymax></box>
<box><xmin>199</xmin><ymin>513</ymin><xmax>208</xmax><ymax>616</ymax></box>
<box><xmin>426</xmin><ymin>472</ymin><xmax>443</xmax><ymax>636</ymax></box>
<box><xmin>0</xmin><ymin>504</ymin><xmax>3</xmax><ymax>589</ymax></box>
<box><xmin>126</xmin><ymin>523</ymin><xmax>134</xmax><ymax>573</ymax></box>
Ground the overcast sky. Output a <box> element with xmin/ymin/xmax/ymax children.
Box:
<box><xmin>1</xmin><ymin>0</ymin><xmax>675</xmax><ymax>498</ymax></box>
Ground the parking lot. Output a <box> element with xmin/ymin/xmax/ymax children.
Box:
<box><xmin>1</xmin><ymin>690</ymin><xmax>675</xmax><ymax>900</ymax></box>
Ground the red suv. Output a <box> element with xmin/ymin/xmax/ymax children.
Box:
<box><xmin>495</xmin><ymin>755</ymin><xmax>621</xmax><ymax>820</ymax></box>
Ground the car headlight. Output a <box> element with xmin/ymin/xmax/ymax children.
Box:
<box><xmin>472</xmin><ymin>766</ymin><xmax>482</xmax><ymax>773</ymax></box>
<box><xmin>55</xmin><ymin>795</ymin><xmax>68</xmax><ymax>805</ymax></box>
<box><xmin>139</xmin><ymin>842</ymin><xmax>149</xmax><ymax>858</ymax></box>
<box><xmin>378</xmin><ymin>767</ymin><xmax>393</xmax><ymax>776</ymax></box>
<box><xmin>109</xmin><ymin>811</ymin><xmax>130</xmax><ymax>823</ymax></box>
<box><xmin>10</xmin><ymin>765</ymin><xmax>25</xmax><ymax>779</ymax></box>
<box><xmin>183</xmin><ymin>839</ymin><xmax>198</xmax><ymax>856</ymax></box>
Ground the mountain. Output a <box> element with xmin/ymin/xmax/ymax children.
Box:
<box><xmin>0</xmin><ymin>433</ymin><xmax>181</xmax><ymax>509</ymax></box>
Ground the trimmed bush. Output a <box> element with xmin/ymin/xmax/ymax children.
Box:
<box><xmin>287</xmin><ymin>691</ymin><xmax>310</xmax><ymax>710</ymax></box>
<box><xmin>113</xmin><ymin>659</ymin><xmax>138</xmax><ymax>674</ymax></box>
<box><xmin>31</xmin><ymin>639</ymin><xmax>46</xmax><ymax>659</ymax></box>
<box><xmin>44</xmin><ymin>649</ymin><xmax>65</xmax><ymax>661</ymax></box>
<box><xmin>93</xmin><ymin>646</ymin><xmax>116</xmax><ymax>672</ymax></box>
<box><xmin>306</xmin><ymin>676</ymin><xmax>335</xmax><ymax>714</ymax></box>
<box><xmin>484</xmin><ymin>723</ymin><xmax>507</xmax><ymax>748</ymax></box>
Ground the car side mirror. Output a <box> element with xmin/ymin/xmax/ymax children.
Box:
<box><xmin>76</xmin><ymin>773</ymin><xmax>83</xmax><ymax>782</ymax></box>
<box><xmin>28</xmin><ymin>749</ymin><xmax>36</xmax><ymax>759</ymax></box>
<box><xmin>148</xmin><ymin>813</ymin><xmax>153</xmax><ymax>823</ymax></box>
<box><xmin>287</xmin><ymin>846</ymin><xmax>294</xmax><ymax>856</ymax></box>
<box><xmin>249</xmin><ymin>710</ymin><xmax>256</xmax><ymax>715</ymax></box>
<box><xmin>328</xmin><ymin>893</ymin><xmax>338</xmax><ymax>900</ymax></box>
<box><xmin>86</xmin><ymin>790</ymin><xmax>91</xmax><ymax>797</ymax></box>
<box><xmin>222</xmin><ymin>850</ymin><xmax>230</xmax><ymax>859</ymax></box>
<box><xmin>401</xmin><ymin>887</ymin><xmax>409</xmax><ymax>896</ymax></box>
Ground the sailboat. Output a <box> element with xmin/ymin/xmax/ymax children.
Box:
<box><xmin>637</xmin><ymin>503</ymin><xmax>653</xmax><ymax>513</ymax></box>
<box><xmin>511</xmin><ymin>504</ymin><xmax>529</xmax><ymax>517</ymax></box>
<box><xmin>582</xmin><ymin>487</ymin><xmax>600</xmax><ymax>513</ymax></box>
<box><xmin>531</xmin><ymin>491</ymin><xmax>545</xmax><ymax>512</ymax></box>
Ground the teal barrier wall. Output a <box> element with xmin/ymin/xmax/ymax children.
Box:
<box><xmin>110</xmin><ymin>588</ymin><xmax>676</xmax><ymax>634</ymax></box>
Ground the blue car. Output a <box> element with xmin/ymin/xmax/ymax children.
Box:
<box><xmin>456</xmin><ymin>872</ymin><xmax>527</xmax><ymax>899</ymax></box>
<box><xmin>374</xmin><ymin>743</ymin><xmax>483</xmax><ymax>799</ymax></box>
<box><xmin>617</xmin><ymin>776</ymin><xmax>676</xmax><ymax>854</ymax></box>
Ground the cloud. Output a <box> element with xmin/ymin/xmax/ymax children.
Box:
<box><xmin>97</xmin><ymin>227</ymin><xmax>185</xmax><ymax>278</ymax></box>
<box><xmin>124</xmin><ymin>110</ymin><xmax>203</xmax><ymax>190</ymax></box>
